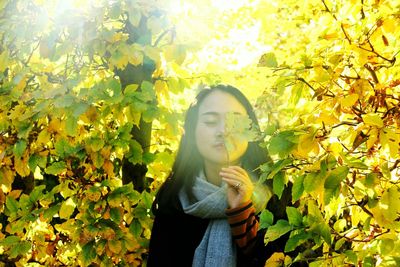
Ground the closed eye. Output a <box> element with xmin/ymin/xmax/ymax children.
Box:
<box><xmin>203</xmin><ymin>120</ymin><xmax>218</xmax><ymax>126</ymax></box>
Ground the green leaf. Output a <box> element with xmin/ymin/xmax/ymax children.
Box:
<box><xmin>0</xmin><ymin>235</ymin><xmax>20</xmax><ymax>246</ymax></box>
<box><xmin>286</xmin><ymin>207</ymin><xmax>302</xmax><ymax>226</ymax></box>
<box><xmin>140</xmin><ymin>191</ymin><xmax>153</xmax><ymax>208</ymax></box>
<box><xmin>5</xmin><ymin>196</ymin><xmax>19</xmax><ymax>214</ymax></box>
<box><xmin>292</xmin><ymin>174</ymin><xmax>305</xmax><ymax>201</ymax></box>
<box><xmin>45</xmin><ymin>162</ymin><xmax>67</xmax><ymax>175</ymax></box>
<box><xmin>324</xmin><ymin>166</ymin><xmax>349</xmax><ymax>189</ymax></box>
<box><xmin>142</xmin><ymin>105</ymin><xmax>159</xmax><ymax>122</ymax></box>
<box><xmin>143</xmin><ymin>152</ymin><xmax>156</xmax><ymax>164</ymax></box>
<box><xmin>86</xmin><ymin>137</ymin><xmax>105</xmax><ymax>152</ymax></box>
<box><xmin>16</xmin><ymin>121</ymin><xmax>33</xmax><ymax>139</ymax></box>
<box><xmin>8</xmin><ymin>241</ymin><xmax>31</xmax><ymax>259</ymax></box>
<box><xmin>268</xmin><ymin>131</ymin><xmax>297</xmax><ymax>157</ymax></box>
<box><xmin>29</xmin><ymin>185</ymin><xmax>46</xmax><ymax>203</ymax></box>
<box><xmin>362</xmin><ymin>256</ymin><xmax>375</xmax><ymax>267</ymax></box>
<box><xmin>43</xmin><ymin>203</ymin><xmax>61</xmax><ymax>220</ymax></box>
<box><xmin>334</xmin><ymin>237</ymin><xmax>346</xmax><ymax>251</ymax></box>
<box><xmin>127</xmin><ymin>140</ymin><xmax>143</xmax><ymax>164</ymax></box>
<box><xmin>54</xmin><ymin>95</ymin><xmax>74</xmax><ymax>108</ymax></box>
<box><xmin>259</xmin><ymin>210</ymin><xmax>274</xmax><ymax>229</ymax></box>
<box><xmin>81</xmin><ymin>240</ymin><xmax>97</xmax><ymax>264</ymax></box>
<box><xmin>345</xmin><ymin>250</ymin><xmax>358</xmax><ymax>264</ymax></box>
<box><xmin>258</xmin><ymin>52</ymin><xmax>278</xmax><ymax>68</ymax></box>
<box><xmin>13</xmin><ymin>140</ymin><xmax>27</xmax><ymax>158</ymax></box>
<box><xmin>290</xmin><ymin>83</ymin><xmax>304</xmax><ymax>106</ymax></box>
<box><xmin>127</xmin><ymin>7</ymin><xmax>141</xmax><ymax>27</ymax></box>
<box><xmin>140</xmin><ymin>80</ymin><xmax>155</xmax><ymax>102</ymax></box>
<box><xmin>55</xmin><ymin>138</ymin><xmax>77</xmax><ymax>158</ymax></box>
<box><xmin>65</xmin><ymin>116</ymin><xmax>78</xmax><ymax>136</ymax></box>
<box><xmin>304</xmin><ymin>172</ymin><xmax>320</xmax><ymax>193</ymax></box>
<box><xmin>273</xmin><ymin>171</ymin><xmax>286</xmax><ymax>199</ymax></box>
<box><xmin>313</xmin><ymin>222</ymin><xmax>332</xmax><ymax>245</ymax></box>
<box><xmin>264</xmin><ymin>220</ymin><xmax>292</xmax><ymax>244</ymax></box>
<box><xmin>284</xmin><ymin>231</ymin><xmax>310</xmax><ymax>252</ymax></box>
<box><xmin>72</xmin><ymin>101</ymin><xmax>89</xmax><ymax>117</ymax></box>
<box><xmin>28</xmin><ymin>154</ymin><xmax>47</xmax><ymax>170</ymax></box>
<box><xmin>125</xmin><ymin>84</ymin><xmax>139</xmax><ymax>95</ymax></box>
<box><xmin>110</xmin><ymin>207</ymin><xmax>122</xmax><ymax>223</ymax></box>
<box><xmin>129</xmin><ymin>219</ymin><xmax>142</xmax><ymax>238</ymax></box>
<box><xmin>259</xmin><ymin>158</ymin><xmax>292</xmax><ymax>183</ymax></box>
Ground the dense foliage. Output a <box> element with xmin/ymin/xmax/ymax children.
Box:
<box><xmin>0</xmin><ymin>0</ymin><xmax>399</xmax><ymax>266</ymax></box>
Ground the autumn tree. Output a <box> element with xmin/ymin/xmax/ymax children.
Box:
<box><xmin>0</xmin><ymin>0</ymin><xmax>190</xmax><ymax>265</ymax></box>
<box><xmin>253</xmin><ymin>0</ymin><xmax>400</xmax><ymax>266</ymax></box>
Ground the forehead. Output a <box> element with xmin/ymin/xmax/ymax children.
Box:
<box><xmin>198</xmin><ymin>90</ymin><xmax>247</xmax><ymax>115</ymax></box>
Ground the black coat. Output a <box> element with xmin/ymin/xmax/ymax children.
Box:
<box><xmin>147</xmin><ymin>181</ymin><xmax>295</xmax><ymax>267</ymax></box>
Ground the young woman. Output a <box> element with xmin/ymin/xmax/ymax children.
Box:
<box><xmin>147</xmin><ymin>85</ymin><xmax>292</xmax><ymax>267</ymax></box>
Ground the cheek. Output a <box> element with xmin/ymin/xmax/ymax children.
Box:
<box><xmin>195</xmin><ymin>124</ymin><xmax>213</xmax><ymax>145</ymax></box>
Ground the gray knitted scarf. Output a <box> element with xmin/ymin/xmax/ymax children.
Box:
<box><xmin>179</xmin><ymin>171</ymin><xmax>237</xmax><ymax>267</ymax></box>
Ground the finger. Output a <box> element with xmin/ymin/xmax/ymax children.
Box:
<box><xmin>220</xmin><ymin>172</ymin><xmax>248</xmax><ymax>187</ymax></box>
<box><xmin>220</xmin><ymin>168</ymin><xmax>250</xmax><ymax>184</ymax></box>
<box><xmin>220</xmin><ymin>167</ymin><xmax>245</xmax><ymax>178</ymax></box>
<box><xmin>227</xmin><ymin>166</ymin><xmax>248</xmax><ymax>176</ymax></box>
<box><xmin>222</xmin><ymin>178</ymin><xmax>244</xmax><ymax>190</ymax></box>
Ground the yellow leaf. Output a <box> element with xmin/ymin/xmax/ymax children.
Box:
<box><xmin>125</xmin><ymin>106</ymin><xmax>141</xmax><ymax>126</ymax></box>
<box><xmin>294</xmin><ymin>132</ymin><xmax>319</xmax><ymax>158</ymax></box>
<box><xmin>367</xmin><ymin>128</ymin><xmax>379</xmax><ymax>149</ymax></box>
<box><xmin>0</xmin><ymin>168</ymin><xmax>14</xmax><ymax>193</ymax></box>
<box><xmin>328</xmin><ymin>142</ymin><xmax>343</xmax><ymax>157</ymax></box>
<box><xmin>129</xmin><ymin>50</ymin><xmax>144</xmax><ymax>66</ymax></box>
<box><xmin>125</xmin><ymin>84</ymin><xmax>139</xmax><ymax>93</ymax></box>
<box><xmin>34</xmin><ymin>166</ymin><xmax>43</xmax><ymax>180</ymax></box>
<box><xmin>341</xmin><ymin>94</ymin><xmax>359</xmax><ymax>108</ymax></box>
<box><xmin>103</xmin><ymin>160</ymin><xmax>114</xmax><ymax>177</ymax></box>
<box><xmin>265</xmin><ymin>252</ymin><xmax>285</xmax><ymax>267</ymax></box>
<box><xmin>164</xmin><ymin>45</ymin><xmax>187</xmax><ymax>65</ymax></box>
<box><xmin>37</xmin><ymin>129</ymin><xmax>51</xmax><ymax>145</ymax></box>
<box><xmin>155</xmin><ymin>80</ymin><xmax>168</xmax><ymax>95</ymax></box>
<box><xmin>110</xmin><ymin>48</ymin><xmax>129</xmax><ymax>69</ymax></box>
<box><xmin>14</xmin><ymin>76</ymin><xmax>27</xmax><ymax>91</ymax></box>
<box><xmin>59</xmin><ymin>198</ymin><xmax>76</xmax><ymax>219</ymax></box>
<box><xmin>363</xmin><ymin>113</ymin><xmax>383</xmax><ymax>127</ymax></box>
<box><xmin>382</xmin><ymin>18</ymin><xmax>396</xmax><ymax>33</ymax></box>
<box><xmin>316</xmin><ymin>111</ymin><xmax>340</xmax><ymax>126</ymax></box>
<box><xmin>380</xmin><ymin>127</ymin><xmax>400</xmax><ymax>158</ymax></box>
<box><xmin>8</xmin><ymin>189</ymin><xmax>23</xmax><ymax>199</ymax></box>
<box><xmin>154</xmin><ymin>80</ymin><xmax>169</xmax><ymax>103</ymax></box>
<box><xmin>371</xmin><ymin>187</ymin><xmax>400</xmax><ymax>229</ymax></box>
<box><xmin>108</xmin><ymin>239</ymin><xmax>122</xmax><ymax>254</ymax></box>
<box><xmin>48</xmin><ymin>118</ymin><xmax>63</xmax><ymax>134</ymax></box>
<box><xmin>0</xmin><ymin>50</ymin><xmax>10</xmax><ymax>72</ymax></box>
<box><xmin>322</xmin><ymin>32</ymin><xmax>339</xmax><ymax>40</ymax></box>
<box><xmin>354</xmin><ymin>46</ymin><xmax>369</xmax><ymax>66</ymax></box>
<box><xmin>314</xmin><ymin>65</ymin><xmax>330</xmax><ymax>82</ymax></box>
<box><xmin>144</xmin><ymin>46</ymin><xmax>161</xmax><ymax>66</ymax></box>
<box><xmin>14</xmin><ymin>156</ymin><xmax>30</xmax><ymax>177</ymax></box>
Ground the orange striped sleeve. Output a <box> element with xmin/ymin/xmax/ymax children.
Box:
<box><xmin>225</xmin><ymin>200</ymin><xmax>258</xmax><ymax>249</ymax></box>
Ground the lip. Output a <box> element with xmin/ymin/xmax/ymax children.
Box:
<box><xmin>213</xmin><ymin>142</ymin><xmax>226</xmax><ymax>149</ymax></box>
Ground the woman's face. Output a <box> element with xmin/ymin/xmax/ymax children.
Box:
<box><xmin>195</xmin><ymin>90</ymin><xmax>248</xmax><ymax>166</ymax></box>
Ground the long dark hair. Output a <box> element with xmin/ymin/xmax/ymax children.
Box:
<box><xmin>154</xmin><ymin>84</ymin><xmax>271</xmax><ymax>212</ymax></box>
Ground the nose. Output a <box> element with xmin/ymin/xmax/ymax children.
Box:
<box><xmin>216</xmin><ymin>121</ymin><xmax>227</xmax><ymax>137</ymax></box>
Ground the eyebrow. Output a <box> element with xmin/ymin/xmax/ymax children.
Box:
<box><xmin>200</xmin><ymin>111</ymin><xmax>244</xmax><ymax>116</ymax></box>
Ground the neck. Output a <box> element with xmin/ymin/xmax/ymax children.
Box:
<box><xmin>203</xmin><ymin>161</ymin><xmax>224</xmax><ymax>186</ymax></box>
